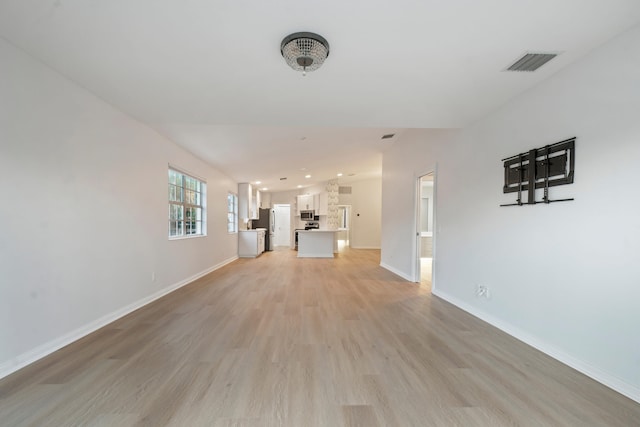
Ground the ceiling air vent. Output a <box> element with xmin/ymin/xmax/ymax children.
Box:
<box><xmin>339</xmin><ymin>186</ymin><xmax>352</xmax><ymax>194</ymax></box>
<box><xmin>381</xmin><ymin>134</ymin><xmax>395</xmax><ymax>140</ymax></box>
<box><xmin>506</xmin><ymin>53</ymin><xmax>558</xmax><ymax>72</ymax></box>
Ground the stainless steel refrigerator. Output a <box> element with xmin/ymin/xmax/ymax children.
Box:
<box><xmin>251</xmin><ymin>208</ymin><xmax>274</xmax><ymax>251</ymax></box>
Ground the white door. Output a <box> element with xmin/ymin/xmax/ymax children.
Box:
<box><xmin>273</xmin><ymin>204</ymin><xmax>291</xmax><ymax>247</ymax></box>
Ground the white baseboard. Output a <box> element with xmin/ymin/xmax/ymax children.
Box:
<box><xmin>380</xmin><ymin>262</ymin><xmax>415</xmax><ymax>282</ymax></box>
<box><xmin>0</xmin><ymin>256</ymin><xmax>238</xmax><ymax>380</ymax></box>
<box><xmin>432</xmin><ymin>289</ymin><xmax>640</xmax><ymax>404</ymax></box>
<box><xmin>351</xmin><ymin>246</ymin><xmax>381</xmax><ymax>250</ymax></box>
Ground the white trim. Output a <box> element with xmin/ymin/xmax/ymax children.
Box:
<box><xmin>432</xmin><ymin>288</ymin><xmax>640</xmax><ymax>404</ymax></box>
<box><xmin>168</xmin><ymin>163</ymin><xmax>207</xmax><ymax>183</ymax></box>
<box><xmin>350</xmin><ymin>246</ymin><xmax>381</xmax><ymax>250</ymax></box>
<box><xmin>380</xmin><ymin>262</ymin><xmax>415</xmax><ymax>282</ymax></box>
<box><xmin>168</xmin><ymin>234</ymin><xmax>206</xmax><ymax>241</ymax></box>
<box><xmin>0</xmin><ymin>255</ymin><xmax>238</xmax><ymax>380</ymax></box>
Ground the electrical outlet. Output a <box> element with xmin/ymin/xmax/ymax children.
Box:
<box><xmin>476</xmin><ymin>285</ymin><xmax>490</xmax><ymax>299</ymax></box>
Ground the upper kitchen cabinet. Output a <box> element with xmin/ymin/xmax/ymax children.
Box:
<box><xmin>297</xmin><ymin>194</ymin><xmax>314</xmax><ymax>214</ymax></box>
<box><xmin>296</xmin><ymin>192</ymin><xmax>328</xmax><ymax>215</ymax></box>
<box><xmin>261</xmin><ymin>192</ymin><xmax>271</xmax><ymax>209</ymax></box>
<box><xmin>251</xmin><ymin>188</ymin><xmax>261</xmax><ymax>219</ymax></box>
<box><xmin>317</xmin><ymin>192</ymin><xmax>328</xmax><ymax>216</ymax></box>
<box><xmin>238</xmin><ymin>183</ymin><xmax>258</xmax><ymax>220</ymax></box>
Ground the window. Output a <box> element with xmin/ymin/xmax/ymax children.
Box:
<box><xmin>227</xmin><ymin>192</ymin><xmax>238</xmax><ymax>233</ymax></box>
<box><xmin>168</xmin><ymin>168</ymin><xmax>206</xmax><ymax>238</ymax></box>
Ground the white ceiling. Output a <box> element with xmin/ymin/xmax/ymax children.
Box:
<box><xmin>1</xmin><ymin>1</ymin><xmax>639</xmax><ymax>191</ymax></box>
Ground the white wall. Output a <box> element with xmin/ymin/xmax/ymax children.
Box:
<box><xmin>0</xmin><ymin>38</ymin><xmax>238</xmax><ymax>377</ymax></box>
<box><xmin>381</xmin><ymin>130</ymin><xmax>456</xmax><ymax>278</ymax></box>
<box><xmin>340</xmin><ymin>178</ymin><xmax>382</xmax><ymax>249</ymax></box>
<box><xmin>381</xmin><ymin>26</ymin><xmax>640</xmax><ymax>402</ymax></box>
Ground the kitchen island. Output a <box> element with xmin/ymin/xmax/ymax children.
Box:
<box><xmin>297</xmin><ymin>230</ymin><xmax>337</xmax><ymax>258</ymax></box>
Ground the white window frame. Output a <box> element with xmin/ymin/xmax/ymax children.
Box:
<box><xmin>168</xmin><ymin>167</ymin><xmax>207</xmax><ymax>239</ymax></box>
<box><xmin>227</xmin><ymin>192</ymin><xmax>238</xmax><ymax>233</ymax></box>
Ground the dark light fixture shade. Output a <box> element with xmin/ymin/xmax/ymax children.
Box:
<box><xmin>280</xmin><ymin>32</ymin><xmax>330</xmax><ymax>74</ymax></box>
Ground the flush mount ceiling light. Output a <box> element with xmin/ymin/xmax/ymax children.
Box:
<box><xmin>280</xmin><ymin>32</ymin><xmax>330</xmax><ymax>76</ymax></box>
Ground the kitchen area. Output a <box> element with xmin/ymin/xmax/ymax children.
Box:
<box><xmin>237</xmin><ymin>182</ymin><xmax>339</xmax><ymax>258</ymax></box>
<box><xmin>293</xmin><ymin>192</ymin><xmax>338</xmax><ymax>258</ymax></box>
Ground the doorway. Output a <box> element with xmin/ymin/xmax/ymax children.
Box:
<box><xmin>417</xmin><ymin>173</ymin><xmax>434</xmax><ymax>289</ymax></box>
<box><xmin>273</xmin><ymin>204</ymin><xmax>291</xmax><ymax>248</ymax></box>
<box><xmin>336</xmin><ymin>205</ymin><xmax>351</xmax><ymax>251</ymax></box>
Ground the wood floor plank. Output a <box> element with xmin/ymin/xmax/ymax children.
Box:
<box><xmin>342</xmin><ymin>404</ymin><xmax>381</xmax><ymax>427</ymax></box>
<box><xmin>0</xmin><ymin>247</ymin><xmax>639</xmax><ymax>426</ymax></box>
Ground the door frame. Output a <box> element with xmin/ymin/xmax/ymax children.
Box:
<box><xmin>415</xmin><ymin>168</ymin><xmax>437</xmax><ymax>289</ymax></box>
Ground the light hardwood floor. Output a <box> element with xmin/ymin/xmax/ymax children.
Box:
<box><xmin>1</xmin><ymin>248</ymin><xmax>639</xmax><ymax>426</ymax></box>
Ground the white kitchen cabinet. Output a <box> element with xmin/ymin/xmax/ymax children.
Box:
<box><xmin>260</xmin><ymin>191</ymin><xmax>271</xmax><ymax>209</ymax></box>
<box><xmin>297</xmin><ymin>194</ymin><xmax>314</xmax><ymax>214</ymax></box>
<box><xmin>238</xmin><ymin>229</ymin><xmax>265</xmax><ymax>257</ymax></box>
<box><xmin>317</xmin><ymin>192</ymin><xmax>328</xmax><ymax>216</ymax></box>
<box><xmin>251</xmin><ymin>188</ymin><xmax>261</xmax><ymax>219</ymax></box>
<box><xmin>257</xmin><ymin>230</ymin><xmax>265</xmax><ymax>253</ymax></box>
<box><xmin>238</xmin><ymin>183</ymin><xmax>253</xmax><ymax>220</ymax></box>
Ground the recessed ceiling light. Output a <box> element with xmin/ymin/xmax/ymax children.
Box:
<box><xmin>255</xmin><ymin>181</ymin><xmax>261</xmax><ymax>185</ymax></box>
<box><xmin>337</xmin><ymin>173</ymin><xmax>343</xmax><ymax>177</ymax></box>
<box><xmin>297</xmin><ymin>185</ymin><xmax>302</xmax><ymax>188</ymax></box>
<box><xmin>262</xmin><ymin>187</ymin><xmax>268</xmax><ymax>191</ymax></box>
<box><xmin>305</xmin><ymin>174</ymin><xmax>311</xmax><ymax>179</ymax></box>
<box><xmin>300</xmin><ymin>167</ymin><xmax>307</xmax><ymax>171</ymax></box>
